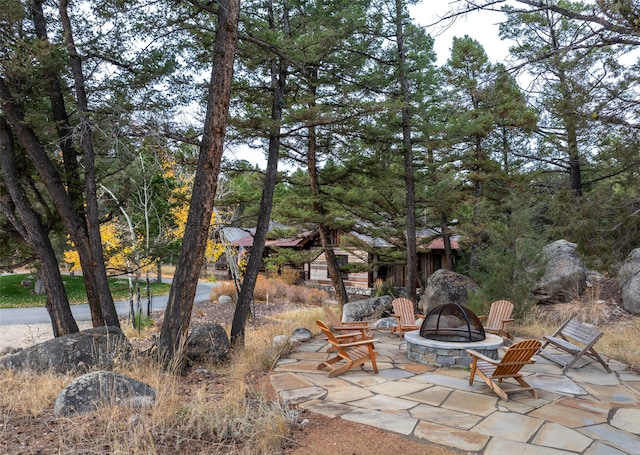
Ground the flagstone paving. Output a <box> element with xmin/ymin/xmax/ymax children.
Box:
<box><xmin>270</xmin><ymin>330</ymin><xmax>640</xmax><ymax>454</ymax></box>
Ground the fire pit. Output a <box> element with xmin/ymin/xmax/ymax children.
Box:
<box><xmin>405</xmin><ymin>303</ymin><xmax>503</xmax><ymax>368</ymax></box>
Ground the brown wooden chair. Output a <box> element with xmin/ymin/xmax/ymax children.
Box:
<box><xmin>316</xmin><ymin>320</ymin><xmax>379</xmax><ymax>377</ymax></box>
<box><xmin>478</xmin><ymin>300</ymin><xmax>515</xmax><ymax>339</ymax></box>
<box><xmin>537</xmin><ymin>318</ymin><xmax>612</xmax><ymax>373</ymax></box>
<box><xmin>466</xmin><ymin>339</ymin><xmax>542</xmax><ymax>401</ymax></box>
<box><xmin>323</xmin><ymin>306</ymin><xmax>371</xmax><ymax>332</ymax></box>
<box><xmin>391</xmin><ymin>297</ymin><xmax>425</xmax><ymax>338</ymax></box>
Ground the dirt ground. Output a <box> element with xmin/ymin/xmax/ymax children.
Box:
<box><xmin>1</xmin><ymin>297</ymin><xmax>464</xmax><ymax>455</ymax></box>
<box><xmin>286</xmin><ymin>411</ymin><xmax>464</xmax><ymax>454</ymax></box>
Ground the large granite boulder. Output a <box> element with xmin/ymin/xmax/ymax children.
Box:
<box><xmin>618</xmin><ymin>248</ymin><xmax>640</xmax><ymax>315</ymax></box>
<box><xmin>0</xmin><ymin>326</ymin><xmax>131</xmax><ymax>374</ymax></box>
<box><xmin>342</xmin><ymin>295</ymin><xmax>392</xmax><ymax>323</ymax></box>
<box><xmin>54</xmin><ymin>370</ymin><xmax>156</xmax><ymax>417</ymax></box>
<box><xmin>420</xmin><ymin>269</ymin><xmax>480</xmax><ymax>313</ymax></box>
<box><xmin>531</xmin><ymin>239</ymin><xmax>588</xmax><ymax>304</ymax></box>
<box><xmin>186</xmin><ymin>323</ymin><xmax>230</xmax><ymax>363</ymax></box>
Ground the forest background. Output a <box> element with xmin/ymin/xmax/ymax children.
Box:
<box><xmin>1</xmin><ymin>0</ymin><xmax>640</xmax><ymax>364</ymax></box>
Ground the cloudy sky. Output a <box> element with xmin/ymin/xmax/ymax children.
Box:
<box><xmin>409</xmin><ymin>1</ymin><xmax>512</xmax><ymax>64</ymax></box>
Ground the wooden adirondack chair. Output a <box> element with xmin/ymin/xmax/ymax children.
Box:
<box><xmin>537</xmin><ymin>318</ymin><xmax>612</xmax><ymax>373</ymax></box>
<box><xmin>478</xmin><ymin>300</ymin><xmax>515</xmax><ymax>339</ymax></box>
<box><xmin>466</xmin><ymin>339</ymin><xmax>542</xmax><ymax>401</ymax></box>
<box><xmin>323</xmin><ymin>306</ymin><xmax>371</xmax><ymax>332</ymax></box>
<box><xmin>391</xmin><ymin>298</ymin><xmax>425</xmax><ymax>338</ymax></box>
<box><xmin>316</xmin><ymin>320</ymin><xmax>379</xmax><ymax>377</ymax></box>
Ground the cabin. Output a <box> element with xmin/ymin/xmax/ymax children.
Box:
<box><xmin>306</xmin><ymin>230</ymin><xmax>459</xmax><ymax>289</ymax></box>
<box><xmin>222</xmin><ymin>226</ymin><xmax>459</xmax><ymax>291</ymax></box>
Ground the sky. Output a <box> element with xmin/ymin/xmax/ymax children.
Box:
<box><xmin>224</xmin><ymin>2</ymin><xmax>512</xmax><ymax>167</ymax></box>
<box><xmin>409</xmin><ymin>2</ymin><xmax>512</xmax><ymax>65</ymax></box>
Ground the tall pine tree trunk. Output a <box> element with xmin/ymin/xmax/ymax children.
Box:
<box><xmin>231</xmin><ymin>0</ymin><xmax>286</xmax><ymax>348</ymax></box>
<box><xmin>0</xmin><ymin>119</ymin><xmax>79</xmax><ymax>336</ymax></box>
<box><xmin>395</xmin><ymin>0</ymin><xmax>418</xmax><ymax>305</ymax></box>
<box><xmin>1</xmin><ymin>0</ymin><xmax>119</xmax><ymax>328</ymax></box>
<box><xmin>307</xmin><ymin>70</ymin><xmax>349</xmax><ymax>308</ymax></box>
<box><xmin>59</xmin><ymin>0</ymin><xmax>120</xmax><ymax>327</ymax></box>
<box><xmin>0</xmin><ymin>78</ymin><xmax>111</xmax><ymax>327</ymax></box>
<box><xmin>158</xmin><ymin>0</ymin><xmax>240</xmax><ymax>366</ymax></box>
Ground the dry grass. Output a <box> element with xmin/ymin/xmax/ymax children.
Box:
<box><xmin>0</xmin><ymin>306</ymin><xmax>324</xmax><ymax>454</ymax></box>
<box><xmin>512</xmin><ymin>289</ymin><xmax>640</xmax><ymax>372</ymax></box>
<box><xmin>0</xmin><ymin>369</ymin><xmax>68</xmax><ymax>417</ymax></box>
<box><xmin>209</xmin><ymin>276</ymin><xmax>329</xmax><ymax>306</ymax></box>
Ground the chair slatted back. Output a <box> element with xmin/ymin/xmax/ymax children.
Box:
<box><xmin>317</xmin><ymin>320</ymin><xmax>349</xmax><ymax>357</ymax></box>
<box><xmin>559</xmin><ymin>320</ymin><xmax>603</xmax><ymax>347</ymax></box>
<box><xmin>493</xmin><ymin>339</ymin><xmax>541</xmax><ymax>377</ymax></box>
<box><xmin>485</xmin><ymin>300</ymin><xmax>514</xmax><ymax>331</ymax></box>
<box><xmin>323</xmin><ymin>306</ymin><xmax>342</xmax><ymax>327</ymax></box>
<box><xmin>392</xmin><ymin>298</ymin><xmax>416</xmax><ymax>325</ymax></box>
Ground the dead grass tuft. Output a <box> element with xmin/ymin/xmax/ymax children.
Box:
<box><xmin>209</xmin><ymin>276</ymin><xmax>329</xmax><ymax>306</ymax></box>
<box><xmin>540</xmin><ymin>300</ymin><xmax>613</xmax><ymax>327</ymax></box>
<box><xmin>0</xmin><ymin>305</ymin><xmax>325</xmax><ymax>454</ymax></box>
<box><xmin>512</xmin><ymin>279</ymin><xmax>639</xmax><ymax>372</ymax></box>
<box><xmin>0</xmin><ymin>369</ymin><xmax>68</xmax><ymax>417</ymax></box>
<box><xmin>209</xmin><ymin>280</ymin><xmax>238</xmax><ymax>302</ymax></box>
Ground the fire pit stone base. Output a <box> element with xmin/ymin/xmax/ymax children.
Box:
<box><xmin>404</xmin><ymin>331</ymin><xmax>503</xmax><ymax>368</ymax></box>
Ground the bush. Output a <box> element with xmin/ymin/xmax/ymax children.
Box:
<box><xmin>208</xmin><ymin>276</ymin><xmax>329</xmax><ymax>306</ymax></box>
<box><xmin>209</xmin><ymin>281</ymin><xmax>237</xmax><ymax>303</ymax></box>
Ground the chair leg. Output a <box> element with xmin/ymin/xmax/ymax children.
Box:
<box><xmin>469</xmin><ymin>360</ymin><xmax>477</xmax><ymax>386</ymax></box>
<box><xmin>514</xmin><ymin>377</ymin><xmax>538</xmax><ymax>399</ymax></box>
<box><xmin>588</xmin><ymin>350</ymin><xmax>613</xmax><ymax>373</ymax></box>
<box><xmin>326</xmin><ymin>361</ymin><xmax>351</xmax><ymax>377</ymax></box>
<box><xmin>489</xmin><ymin>381</ymin><xmax>509</xmax><ymax>401</ymax></box>
<box><xmin>368</xmin><ymin>349</ymin><xmax>378</xmax><ymax>374</ymax></box>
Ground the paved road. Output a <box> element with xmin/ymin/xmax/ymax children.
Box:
<box><xmin>0</xmin><ymin>280</ymin><xmax>216</xmax><ymax>325</ymax></box>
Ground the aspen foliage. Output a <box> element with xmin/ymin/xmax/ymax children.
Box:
<box><xmin>163</xmin><ymin>157</ymin><xmax>225</xmax><ymax>266</ymax></box>
<box><xmin>64</xmin><ymin>221</ymin><xmax>147</xmax><ymax>273</ymax></box>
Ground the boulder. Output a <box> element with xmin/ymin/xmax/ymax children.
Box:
<box><xmin>54</xmin><ymin>370</ymin><xmax>156</xmax><ymax>417</ymax></box>
<box><xmin>531</xmin><ymin>239</ymin><xmax>588</xmax><ymax>304</ymax></box>
<box><xmin>420</xmin><ymin>269</ymin><xmax>480</xmax><ymax>313</ymax></box>
<box><xmin>371</xmin><ymin>317</ymin><xmax>397</xmax><ymax>331</ymax></box>
<box><xmin>342</xmin><ymin>295</ymin><xmax>392</xmax><ymax>323</ymax></box>
<box><xmin>290</xmin><ymin>327</ymin><xmax>312</xmax><ymax>343</ymax></box>
<box><xmin>618</xmin><ymin>248</ymin><xmax>640</xmax><ymax>315</ymax></box>
<box><xmin>217</xmin><ymin>295</ymin><xmax>233</xmax><ymax>305</ymax></box>
<box><xmin>185</xmin><ymin>323</ymin><xmax>230</xmax><ymax>363</ymax></box>
<box><xmin>0</xmin><ymin>326</ymin><xmax>131</xmax><ymax>374</ymax></box>
<box><xmin>272</xmin><ymin>335</ymin><xmax>290</xmax><ymax>347</ymax></box>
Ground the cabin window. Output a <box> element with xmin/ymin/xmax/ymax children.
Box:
<box><xmin>330</xmin><ymin>254</ymin><xmax>348</xmax><ymax>279</ymax></box>
<box><xmin>433</xmin><ymin>255</ymin><xmax>442</xmax><ymax>271</ymax></box>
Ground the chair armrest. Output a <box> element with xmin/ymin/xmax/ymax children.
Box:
<box><xmin>340</xmin><ymin>339</ymin><xmax>379</xmax><ymax>347</ymax></box>
<box><xmin>465</xmin><ymin>349</ymin><xmax>498</xmax><ymax>365</ymax></box>
<box><xmin>477</xmin><ymin>315</ymin><xmax>487</xmax><ymax>321</ymax></box>
<box><xmin>416</xmin><ymin>315</ymin><xmax>426</xmax><ymax>320</ymax></box>
<box><xmin>334</xmin><ymin>330</ymin><xmax>367</xmax><ymax>339</ymax></box>
<box><xmin>333</xmin><ymin>324</ymin><xmax>370</xmax><ymax>331</ymax></box>
<box><xmin>340</xmin><ymin>321</ymin><xmax>371</xmax><ymax>328</ymax></box>
<box><xmin>502</xmin><ymin>318</ymin><xmax>515</xmax><ymax>323</ymax></box>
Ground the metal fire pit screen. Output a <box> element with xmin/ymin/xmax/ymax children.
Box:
<box><xmin>420</xmin><ymin>303</ymin><xmax>486</xmax><ymax>342</ymax></box>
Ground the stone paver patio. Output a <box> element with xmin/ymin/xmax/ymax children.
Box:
<box><xmin>270</xmin><ymin>330</ymin><xmax>640</xmax><ymax>454</ymax></box>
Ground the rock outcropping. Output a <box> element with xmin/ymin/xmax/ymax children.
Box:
<box><xmin>420</xmin><ymin>269</ymin><xmax>480</xmax><ymax>313</ymax></box>
<box><xmin>54</xmin><ymin>370</ymin><xmax>155</xmax><ymax>417</ymax></box>
<box><xmin>532</xmin><ymin>240</ymin><xmax>589</xmax><ymax>304</ymax></box>
<box><xmin>342</xmin><ymin>295</ymin><xmax>392</xmax><ymax>323</ymax></box>
<box><xmin>618</xmin><ymin>248</ymin><xmax>640</xmax><ymax>315</ymax></box>
<box><xmin>0</xmin><ymin>326</ymin><xmax>131</xmax><ymax>373</ymax></box>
